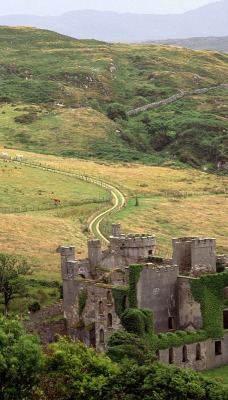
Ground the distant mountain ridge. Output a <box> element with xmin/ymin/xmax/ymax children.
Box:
<box><xmin>144</xmin><ymin>36</ymin><xmax>228</xmax><ymax>53</ymax></box>
<box><xmin>0</xmin><ymin>0</ymin><xmax>227</xmax><ymax>42</ymax></box>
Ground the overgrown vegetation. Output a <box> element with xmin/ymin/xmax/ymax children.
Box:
<box><xmin>1</xmin><ymin>317</ymin><xmax>227</xmax><ymax>400</ymax></box>
<box><xmin>190</xmin><ymin>272</ymin><xmax>228</xmax><ymax>338</ymax></box>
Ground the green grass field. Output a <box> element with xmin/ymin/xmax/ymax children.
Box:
<box><xmin>201</xmin><ymin>365</ymin><xmax>228</xmax><ymax>389</ymax></box>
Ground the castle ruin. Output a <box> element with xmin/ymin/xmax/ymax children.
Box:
<box><xmin>59</xmin><ymin>224</ymin><xmax>228</xmax><ymax>371</ymax></box>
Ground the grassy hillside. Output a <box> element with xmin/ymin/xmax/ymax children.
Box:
<box><xmin>0</xmin><ymin>149</ymin><xmax>227</xmax><ymax>277</ymax></box>
<box><xmin>0</xmin><ymin>27</ymin><xmax>227</xmax><ymax>167</ymax></box>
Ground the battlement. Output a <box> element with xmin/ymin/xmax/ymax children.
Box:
<box><xmin>58</xmin><ymin>246</ymin><xmax>75</xmax><ymax>258</ymax></box>
<box><xmin>191</xmin><ymin>238</ymin><xmax>216</xmax><ymax>248</ymax></box>
<box><xmin>88</xmin><ymin>239</ymin><xmax>101</xmax><ymax>248</ymax></box>
<box><xmin>172</xmin><ymin>237</ymin><xmax>198</xmax><ymax>245</ymax></box>
<box><xmin>110</xmin><ymin>234</ymin><xmax>156</xmax><ymax>249</ymax></box>
<box><xmin>143</xmin><ymin>263</ymin><xmax>179</xmax><ymax>274</ymax></box>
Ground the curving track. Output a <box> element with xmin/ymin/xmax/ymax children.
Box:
<box><xmin>14</xmin><ymin>160</ymin><xmax>125</xmax><ymax>244</ymax></box>
<box><xmin>89</xmin><ymin>184</ymin><xmax>125</xmax><ymax>244</ymax></box>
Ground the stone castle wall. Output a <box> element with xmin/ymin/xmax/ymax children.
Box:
<box><xmin>137</xmin><ymin>264</ymin><xmax>179</xmax><ymax>333</ymax></box>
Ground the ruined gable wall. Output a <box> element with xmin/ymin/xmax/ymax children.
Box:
<box><xmin>137</xmin><ymin>264</ymin><xmax>179</xmax><ymax>333</ymax></box>
<box><xmin>178</xmin><ymin>276</ymin><xmax>202</xmax><ymax>330</ymax></box>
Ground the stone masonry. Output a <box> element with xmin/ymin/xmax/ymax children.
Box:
<box><xmin>60</xmin><ymin>224</ymin><xmax>228</xmax><ymax>371</ymax></box>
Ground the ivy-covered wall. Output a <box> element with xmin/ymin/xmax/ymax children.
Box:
<box><xmin>111</xmin><ymin>263</ymin><xmax>228</xmax><ymax>352</ymax></box>
<box><xmin>128</xmin><ymin>264</ymin><xmax>143</xmax><ymax>308</ymax></box>
<box><xmin>190</xmin><ymin>271</ymin><xmax>228</xmax><ymax>338</ymax></box>
<box><xmin>112</xmin><ymin>286</ymin><xmax>129</xmax><ymax>318</ymax></box>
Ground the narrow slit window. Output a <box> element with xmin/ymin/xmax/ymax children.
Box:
<box><xmin>107</xmin><ymin>291</ymin><xmax>112</xmax><ymax>304</ymax></box>
<box><xmin>196</xmin><ymin>343</ymin><xmax>201</xmax><ymax>361</ymax></box>
<box><xmin>99</xmin><ymin>301</ymin><xmax>104</xmax><ymax>315</ymax></box>
<box><xmin>107</xmin><ymin>313</ymin><xmax>112</xmax><ymax>327</ymax></box>
<box><xmin>215</xmin><ymin>341</ymin><xmax>222</xmax><ymax>356</ymax></box>
<box><xmin>100</xmin><ymin>329</ymin><xmax>104</xmax><ymax>344</ymax></box>
<box><xmin>169</xmin><ymin>347</ymin><xmax>174</xmax><ymax>364</ymax></box>
<box><xmin>182</xmin><ymin>345</ymin><xmax>188</xmax><ymax>363</ymax></box>
<box><xmin>168</xmin><ymin>317</ymin><xmax>175</xmax><ymax>330</ymax></box>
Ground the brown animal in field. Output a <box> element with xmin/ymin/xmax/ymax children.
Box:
<box><xmin>54</xmin><ymin>198</ymin><xmax>61</xmax><ymax>206</ymax></box>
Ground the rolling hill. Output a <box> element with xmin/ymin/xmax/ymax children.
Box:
<box><xmin>0</xmin><ymin>26</ymin><xmax>227</xmax><ymax>168</ymax></box>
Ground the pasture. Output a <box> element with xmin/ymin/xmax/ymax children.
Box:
<box><xmin>0</xmin><ymin>157</ymin><xmax>110</xmax><ymax>279</ymax></box>
<box><xmin>0</xmin><ymin>148</ymin><xmax>227</xmax><ymax>280</ymax></box>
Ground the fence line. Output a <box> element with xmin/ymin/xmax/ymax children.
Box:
<box><xmin>0</xmin><ymin>197</ymin><xmax>109</xmax><ymax>215</ymax></box>
<box><xmin>0</xmin><ymin>159</ymin><xmax>113</xmax><ymax>214</ymax></box>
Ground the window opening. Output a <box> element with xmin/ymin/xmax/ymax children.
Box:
<box><xmin>215</xmin><ymin>341</ymin><xmax>222</xmax><ymax>356</ymax></box>
<box><xmin>99</xmin><ymin>301</ymin><xmax>104</xmax><ymax>315</ymax></box>
<box><xmin>169</xmin><ymin>347</ymin><xmax>174</xmax><ymax>364</ymax></box>
<box><xmin>100</xmin><ymin>329</ymin><xmax>104</xmax><ymax>344</ymax></box>
<box><xmin>107</xmin><ymin>313</ymin><xmax>112</xmax><ymax>327</ymax></box>
<box><xmin>168</xmin><ymin>317</ymin><xmax>175</xmax><ymax>330</ymax></box>
<box><xmin>196</xmin><ymin>343</ymin><xmax>201</xmax><ymax>361</ymax></box>
<box><xmin>182</xmin><ymin>345</ymin><xmax>188</xmax><ymax>363</ymax></box>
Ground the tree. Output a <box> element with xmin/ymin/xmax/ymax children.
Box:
<box><xmin>106</xmin><ymin>329</ymin><xmax>155</xmax><ymax>365</ymax></box>
<box><xmin>114</xmin><ymin>361</ymin><xmax>228</xmax><ymax>400</ymax></box>
<box><xmin>106</xmin><ymin>103</ymin><xmax>128</xmax><ymax>121</ymax></box>
<box><xmin>0</xmin><ymin>253</ymin><xmax>31</xmax><ymax>314</ymax></box>
<box><xmin>0</xmin><ymin>316</ymin><xmax>44</xmax><ymax>400</ymax></box>
<box><xmin>38</xmin><ymin>337</ymin><xmax>119</xmax><ymax>400</ymax></box>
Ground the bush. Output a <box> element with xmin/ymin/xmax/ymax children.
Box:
<box><xmin>28</xmin><ymin>301</ymin><xmax>41</xmax><ymax>312</ymax></box>
<box><xmin>107</xmin><ymin>103</ymin><xmax>128</xmax><ymax>121</ymax></box>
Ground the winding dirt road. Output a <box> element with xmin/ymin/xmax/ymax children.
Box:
<box><xmin>14</xmin><ymin>160</ymin><xmax>125</xmax><ymax>244</ymax></box>
<box><xmin>89</xmin><ymin>184</ymin><xmax>125</xmax><ymax>244</ymax></box>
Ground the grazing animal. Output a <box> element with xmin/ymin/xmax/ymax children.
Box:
<box><xmin>54</xmin><ymin>198</ymin><xmax>61</xmax><ymax>206</ymax></box>
<box><xmin>1</xmin><ymin>152</ymin><xmax>8</xmax><ymax>160</ymax></box>
<box><xmin>16</xmin><ymin>154</ymin><xmax>24</xmax><ymax>161</ymax></box>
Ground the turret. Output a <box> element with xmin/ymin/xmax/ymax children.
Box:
<box><xmin>58</xmin><ymin>246</ymin><xmax>75</xmax><ymax>280</ymax></box>
<box><xmin>88</xmin><ymin>239</ymin><xmax>102</xmax><ymax>276</ymax></box>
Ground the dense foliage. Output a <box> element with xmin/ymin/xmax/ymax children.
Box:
<box><xmin>0</xmin><ymin>253</ymin><xmax>31</xmax><ymax>314</ymax></box>
<box><xmin>0</xmin><ymin>317</ymin><xmax>227</xmax><ymax>400</ymax></box>
<box><xmin>0</xmin><ymin>317</ymin><xmax>43</xmax><ymax>400</ymax></box>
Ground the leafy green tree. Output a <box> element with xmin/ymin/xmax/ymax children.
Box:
<box><xmin>0</xmin><ymin>316</ymin><xmax>44</xmax><ymax>400</ymax></box>
<box><xmin>106</xmin><ymin>329</ymin><xmax>155</xmax><ymax>365</ymax></box>
<box><xmin>0</xmin><ymin>253</ymin><xmax>31</xmax><ymax>314</ymax></box>
<box><xmin>39</xmin><ymin>337</ymin><xmax>119</xmax><ymax>400</ymax></box>
<box><xmin>115</xmin><ymin>361</ymin><xmax>228</xmax><ymax>400</ymax></box>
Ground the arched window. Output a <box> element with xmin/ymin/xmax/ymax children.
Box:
<box><xmin>99</xmin><ymin>301</ymin><xmax>104</xmax><ymax>315</ymax></box>
<box><xmin>196</xmin><ymin>343</ymin><xmax>201</xmax><ymax>361</ymax></box>
<box><xmin>107</xmin><ymin>313</ymin><xmax>112</xmax><ymax>327</ymax></box>
<box><xmin>107</xmin><ymin>291</ymin><xmax>112</xmax><ymax>304</ymax></box>
<box><xmin>99</xmin><ymin>329</ymin><xmax>104</xmax><ymax>344</ymax></box>
<box><xmin>169</xmin><ymin>347</ymin><xmax>174</xmax><ymax>364</ymax></box>
<box><xmin>182</xmin><ymin>345</ymin><xmax>188</xmax><ymax>363</ymax></box>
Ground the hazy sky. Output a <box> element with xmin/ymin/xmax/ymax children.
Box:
<box><xmin>0</xmin><ymin>0</ymin><xmax>221</xmax><ymax>16</ymax></box>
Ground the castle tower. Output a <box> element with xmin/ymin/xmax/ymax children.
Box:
<box><xmin>111</xmin><ymin>223</ymin><xmax>121</xmax><ymax>237</ymax></box>
<box><xmin>172</xmin><ymin>237</ymin><xmax>216</xmax><ymax>275</ymax></box>
<box><xmin>191</xmin><ymin>238</ymin><xmax>216</xmax><ymax>274</ymax></box>
<box><xmin>58</xmin><ymin>246</ymin><xmax>75</xmax><ymax>280</ymax></box>
<box><xmin>88</xmin><ymin>239</ymin><xmax>102</xmax><ymax>275</ymax></box>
